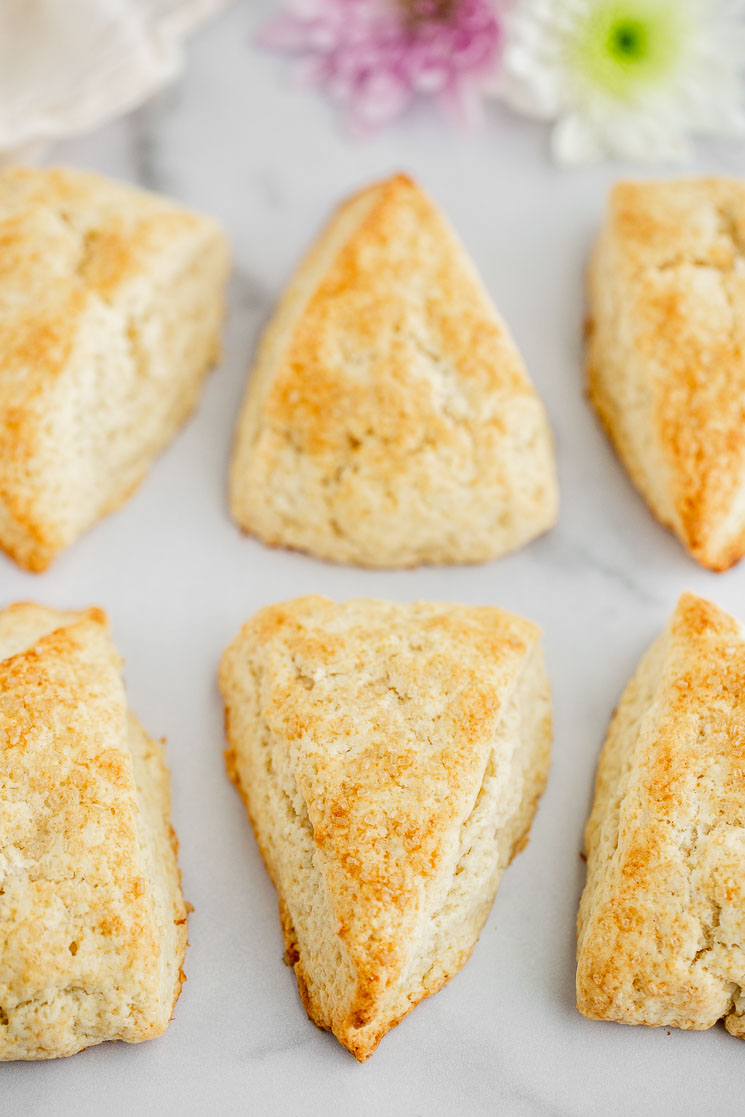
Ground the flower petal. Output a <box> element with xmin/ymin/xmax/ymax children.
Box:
<box><xmin>551</xmin><ymin>112</ymin><xmax>605</xmax><ymax>164</ymax></box>
<box><xmin>499</xmin><ymin>51</ymin><xmax>564</xmax><ymax>118</ymax></box>
<box><xmin>256</xmin><ymin>0</ymin><xmax>504</xmax><ymax>132</ymax></box>
<box><xmin>441</xmin><ymin>77</ymin><xmax>486</xmax><ymax>130</ymax></box>
<box><xmin>498</xmin><ymin>0</ymin><xmax>745</xmax><ymax>165</ymax></box>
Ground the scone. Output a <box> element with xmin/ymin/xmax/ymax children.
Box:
<box><xmin>229</xmin><ymin>174</ymin><xmax>558</xmax><ymax>567</ymax></box>
<box><xmin>0</xmin><ymin>604</ymin><xmax>187</xmax><ymax>1059</ymax></box>
<box><xmin>588</xmin><ymin>178</ymin><xmax>745</xmax><ymax>571</ymax></box>
<box><xmin>220</xmin><ymin>595</ymin><xmax>552</xmax><ymax>1061</ymax></box>
<box><xmin>0</xmin><ymin>166</ymin><xmax>229</xmax><ymax>572</ymax></box>
<box><xmin>577</xmin><ymin>592</ymin><xmax>745</xmax><ymax>1036</ymax></box>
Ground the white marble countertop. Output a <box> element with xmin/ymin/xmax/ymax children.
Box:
<box><xmin>3</xmin><ymin>3</ymin><xmax>745</xmax><ymax>1114</ymax></box>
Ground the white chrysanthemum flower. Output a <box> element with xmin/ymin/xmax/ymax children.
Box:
<box><xmin>500</xmin><ymin>0</ymin><xmax>745</xmax><ymax>164</ymax></box>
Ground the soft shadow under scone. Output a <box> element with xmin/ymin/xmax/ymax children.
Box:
<box><xmin>0</xmin><ymin>166</ymin><xmax>229</xmax><ymax>572</ymax></box>
<box><xmin>229</xmin><ymin>174</ymin><xmax>558</xmax><ymax>567</ymax></box>
<box><xmin>577</xmin><ymin>592</ymin><xmax>745</xmax><ymax>1036</ymax></box>
<box><xmin>220</xmin><ymin>595</ymin><xmax>552</xmax><ymax>1061</ymax></box>
<box><xmin>0</xmin><ymin>604</ymin><xmax>187</xmax><ymax>1060</ymax></box>
<box><xmin>587</xmin><ymin>177</ymin><xmax>745</xmax><ymax>571</ymax></box>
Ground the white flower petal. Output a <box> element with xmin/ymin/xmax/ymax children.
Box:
<box><xmin>499</xmin><ymin>72</ymin><xmax>563</xmax><ymax>118</ymax></box>
<box><xmin>603</xmin><ymin>110</ymin><xmax>692</xmax><ymax>163</ymax></box>
<box><xmin>500</xmin><ymin>44</ymin><xmax>565</xmax><ymax>117</ymax></box>
<box><xmin>497</xmin><ymin>0</ymin><xmax>745</xmax><ymax>165</ymax></box>
<box><xmin>695</xmin><ymin>102</ymin><xmax>745</xmax><ymax>137</ymax></box>
<box><xmin>551</xmin><ymin>112</ymin><xmax>605</xmax><ymax>164</ymax></box>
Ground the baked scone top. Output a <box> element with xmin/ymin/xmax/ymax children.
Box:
<box><xmin>258</xmin><ymin>174</ymin><xmax>534</xmax><ymax>449</ymax></box>
<box><xmin>589</xmin><ymin>178</ymin><xmax>745</xmax><ymax>570</ymax></box>
<box><xmin>221</xmin><ymin>595</ymin><xmax>548</xmax><ymax>1058</ymax></box>
<box><xmin>0</xmin><ymin>166</ymin><xmax>215</xmax><ymax>377</ymax></box>
<box><xmin>0</xmin><ymin>604</ymin><xmax>187</xmax><ymax>1059</ymax></box>
<box><xmin>223</xmin><ymin>595</ymin><xmax>540</xmax><ymax>910</ymax></box>
<box><xmin>0</xmin><ymin>164</ymin><xmax>214</xmax><ymax>290</ymax></box>
<box><xmin>578</xmin><ymin>592</ymin><xmax>745</xmax><ymax>1033</ymax></box>
<box><xmin>0</xmin><ymin>166</ymin><xmax>227</xmax><ymax>572</ymax></box>
<box><xmin>231</xmin><ymin>174</ymin><xmax>558</xmax><ymax>566</ymax></box>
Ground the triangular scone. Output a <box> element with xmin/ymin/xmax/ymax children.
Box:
<box><xmin>0</xmin><ymin>166</ymin><xmax>229</xmax><ymax>572</ymax></box>
<box><xmin>578</xmin><ymin>593</ymin><xmax>745</xmax><ymax>1036</ymax></box>
<box><xmin>588</xmin><ymin>178</ymin><xmax>745</xmax><ymax>571</ymax></box>
<box><xmin>220</xmin><ymin>596</ymin><xmax>552</xmax><ymax>1061</ymax></box>
<box><xmin>0</xmin><ymin>604</ymin><xmax>187</xmax><ymax>1059</ymax></box>
<box><xmin>229</xmin><ymin>175</ymin><xmax>558</xmax><ymax>567</ymax></box>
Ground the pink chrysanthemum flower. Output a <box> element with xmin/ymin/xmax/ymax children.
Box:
<box><xmin>258</xmin><ymin>0</ymin><xmax>504</xmax><ymax>132</ymax></box>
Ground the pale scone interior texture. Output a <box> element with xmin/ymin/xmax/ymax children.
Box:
<box><xmin>577</xmin><ymin>593</ymin><xmax>745</xmax><ymax>1035</ymax></box>
<box><xmin>221</xmin><ymin>596</ymin><xmax>552</xmax><ymax>1061</ymax></box>
<box><xmin>0</xmin><ymin>604</ymin><xmax>187</xmax><ymax>1060</ymax></box>
<box><xmin>0</xmin><ymin>167</ymin><xmax>229</xmax><ymax>572</ymax></box>
<box><xmin>587</xmin><ymin>178</ymin><xmax>745</xmax><ymax>571</ymax></box>
<box><xmin>230</xmin><ymin>174</ymin><xmax>558</xmax><ymax>567</ymax></box>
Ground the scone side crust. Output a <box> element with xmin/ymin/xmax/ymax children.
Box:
<box><xmin>125</xmin><ymin>714</ymin><xmax>189</xmax><ymax>1044</ymax></box>
<box><xmin>577</xmin><ymin>592</ymin><xmax>745</xmax><ymax>1032</ymax></box>
<box><xmin>221</xmin><ymin>596</ymin><xmax>549</xmax><ymax>1060</ymax></box>
<box><xmin>335</xmin><ymin>639</ymin><xmax>552</xmax><ymax>1060</ymax></box>
<box><xmin>0</xmin><ymin>605</ymin><xmax>187</xmax><ymax>1059</ymax></box>
<box><xmin>230</xmin><ymin>174</ymin><xmax>558</xmax><ymax>567</ymax></box>
<box><xmin>588</xmin><ymin>178</ymin><xmax>745</xmax><ymax>570</ymax></box>
<box><xmin>586</xmin><ymin>218</ymin><xmax>682</xmax><ymax>543</ymax></box>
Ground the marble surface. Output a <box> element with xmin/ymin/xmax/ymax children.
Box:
<box><xmin>4</xmin><ymin>3</ymin><xmax>745</xmax><ymax>1114</ymax></box>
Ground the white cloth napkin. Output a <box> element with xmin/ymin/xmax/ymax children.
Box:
<box><xmin>0</xmin><ymin>0</ymin><xmax>232</xmax><ymax>162</ymax></box>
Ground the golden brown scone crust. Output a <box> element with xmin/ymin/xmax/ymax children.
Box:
<box><xmin>588</xmin><ymin>178</ymin><xmax>745</xmax><ymax>571</ymax></box>
<box><xmin>0</xmin><ymin>604</ymin><xmax>187</xmax><ymax>1060</ymax></box>
<box><xmin>220</xmin><ymin>596</ymin><xmax>552</xmax><ymax>1060</ymax></box>
<box><xmin>0</xmin><ymin>166</ymin><xmax>229</xmax><ymax>572</ymax></box>
<box><xmin>577</xmin><ymin>592</ymin><xmax>745</xmax><ymax>1036</ymax></box>
<box><xmin>230</xmin><ymin>174</ymin><xmax>558</xmax><ymax>567</ymax></box>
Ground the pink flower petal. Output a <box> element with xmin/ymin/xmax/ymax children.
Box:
<box><xmin>441</xmin><ymin>76</ymin><xmax>485</xmax><ymax>130</ymax></box>
<box><xmin>256</xmin><ymin>0</ymin><xmax>504</xmax><ymax>133</ymax></box>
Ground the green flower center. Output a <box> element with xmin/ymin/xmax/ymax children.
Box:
<box><xmin>610</xmin><ymin>20</ymin><xmax>646</xmax><ymax>59</ymax></box>
<box><xmin>570</xmin><ymin>1</ymin><xmax>691</xmax><ymax>101</ymax></box>
<box><xmin>402</xmin><ymin>0</ymin><xmax>457</xmax><ymax>22</ymax></box>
